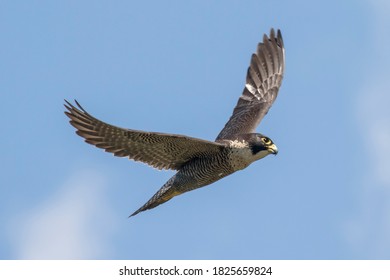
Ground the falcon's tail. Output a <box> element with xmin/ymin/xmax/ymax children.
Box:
<box><xmin>129</xmin><ymin>175</ymin><xmax>181</xmax><ymax>217</ymax></box>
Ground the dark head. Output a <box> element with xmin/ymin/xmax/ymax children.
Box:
<box><xmin>237</xmin><ymin>133</ymin><xmax>278</xmax><ymax>158</ymax></box>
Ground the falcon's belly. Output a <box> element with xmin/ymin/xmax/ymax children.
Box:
<box><xmin>136</xmin><ymin>144</ymin><xmax>258</xmax><ymax>211</ymax></box>
<box><xmin>166</xmin><ymin>143</ymin><xmax>258</xmax><ymax>194</ymax></box>
<box><xmin>176</xmin><ymin>150</ymin><xmax>236</xmax><ymax>191</ymax></box>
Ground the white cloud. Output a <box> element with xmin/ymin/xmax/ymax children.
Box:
<box><xmin>345</xmin><ymin>0</ymin><xmax>390</xmax><ymax>258</ymax></box>
<box><xmin>357</xmin><ymin>0</ymin><xmax>390</xmax><ymax>187</ymax></box>
<box><xmin>365</xmin><ymin>0</ymin><xmax>390</xmax><ymax>187</ymax></box>
<box><xmin>358</xmin><ymin>84</ymin><xmax>390</xmax><ymax>186</ymax></box>
<box><xmin>9</xmin><ymin>169</ymin><xmax>118</xmax><ymax>259</ymax></box>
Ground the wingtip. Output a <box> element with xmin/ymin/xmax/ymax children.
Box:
<box><xmin>74</xmin><ymin>99</ymin><xmax>84</xmax><ymax>111</ymax></box>
<box><xmin>64</xmin><ymin>99</ymin><xmax>73</xmax><ymax>110</ymax></box>
<box><xmin>63</xmin><ymin>99</ymin><xmax>89</xmax><ymax>116</ymax></box>
<box><xmin>266</xmin><ymin>28</ymin><xmax>284</xmax><ymax>48</ymax></box>
<box><xmin>263</xmin><ymin>32</ymin><xmax>269</xmax><ymax>43</ymax></box>
<box><xmin>276</xmin><ymin>29</ymin><xmax>284</xmax><ymax>47</ymax></box>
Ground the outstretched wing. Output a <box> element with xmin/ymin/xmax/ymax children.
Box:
<box><xmin>216</xmin><ymin>29</ymin><xmax>285</xmax><ymax>141</ymax></box>
<box><xmin>64</xmin><ymin>100</ymin><xmax>224</xmax><ymax>170</ymax></box>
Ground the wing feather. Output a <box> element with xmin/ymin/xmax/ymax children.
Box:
<box><xmin>64</xmin><ymin>100</ymin><xmax>224</xmax><ymax>170</ymax></box>
<box><xmin>216</xmin><ymin>28</ymin><xmax>285</xmax><ymax>141</ymax></box>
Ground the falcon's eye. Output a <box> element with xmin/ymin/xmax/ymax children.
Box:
<box><xmin>262</xmin><ymin>137</ymin><xmax>271</xmax><ymax>145</ymax></box>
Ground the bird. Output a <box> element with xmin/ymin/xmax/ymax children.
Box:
<box><xmin>64</xmin><ymin>28</ymin><xmax>285</xmax><ymax>217</ymax></box>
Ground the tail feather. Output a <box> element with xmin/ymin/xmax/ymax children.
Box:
<box><xmin>129</xmin><ymin>176</ymin><xmax>181</xmax><ymax>217</ymax></box>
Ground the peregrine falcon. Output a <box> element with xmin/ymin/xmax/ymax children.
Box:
<box><xmin>64</xmin><ymin>28</ymin><xmax>285</xmax><ymax>217</ymax></box>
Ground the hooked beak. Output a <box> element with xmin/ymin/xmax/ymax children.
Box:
<box><xmin>268</xmin><ymin>144</ymin><xmax>278</xmax><ymax>155</ymax></box>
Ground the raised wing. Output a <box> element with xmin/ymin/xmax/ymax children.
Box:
<box><xmin>64</xmin><ymin>100</ymin><xmax>225</xmax><ymax>170</ymax></box>
<box><xmin>216</xmin><ymin>29</ymin><xmax>285</xmax><ymax>141</ymax></box>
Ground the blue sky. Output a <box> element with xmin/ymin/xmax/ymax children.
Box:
<box><xmin>1</xmin><ymin>0</ymin><xmax>389</xmax><ymax>259</ymax></box>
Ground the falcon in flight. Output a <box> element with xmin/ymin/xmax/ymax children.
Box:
<box><xmin>65</xmin><ymin>28</ymin><xmax>285</xmax><ymax>217</ymax></box>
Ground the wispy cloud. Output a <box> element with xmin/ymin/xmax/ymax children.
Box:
<box><xmin>346</xmin><ymin>0</ymin><xmax>390</xmax><ymax>258</ymax></box>
<box><xmin>9</xmin><ymin>169</ymin><xmax>118</xmax><ymax>259</ymax></box>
